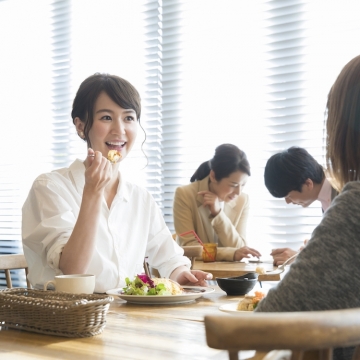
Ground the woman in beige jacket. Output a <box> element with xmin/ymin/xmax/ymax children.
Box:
<box><xmin>173</xmin><ymin>144</ymin><xmax>261</xmax><ymax>262</ymax></box>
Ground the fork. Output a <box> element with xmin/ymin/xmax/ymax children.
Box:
<box><xmin>265</xmin><ymin>252</ymin><xmax>299</xmax><ymax>275</ymax></box>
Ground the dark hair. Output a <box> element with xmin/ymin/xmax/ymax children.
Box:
<box><xmin>326</xmin><ymin>54</ymin><xmax>360</xmax><ymax>191</ymax></box>
<box><xmin>71</xmin><ymin>73</ymin><xmax>141</xmax><ymax>148</ymax></box>
<box><xmin>264</xmin><ymin>147</ymin><xmax>324</xmax><ymax>198</ymax></box>
<box><xmin>190</xmin><ymin>144</ymin><xmax>251</xmax><ymax>182</ymax></box>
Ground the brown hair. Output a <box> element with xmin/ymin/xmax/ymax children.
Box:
<box><xmin>71</xmin><ymin>73</ymin><xmax>141</xmax><ymax>148</ymax></box>
<box><xmin>326</xmin><ymin>55</ymin><xmax>360</xmax><ymax>191</ymax></box>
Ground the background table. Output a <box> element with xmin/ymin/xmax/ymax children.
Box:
<box><xmin>0</xmin><ymin>284</ymin><xmax>273</xmax><ymax>360</ymax></box>
<box><xmin>193</xmin><ymin>260</ymin><xmax>281</xmax><ymax>281</ymax></box>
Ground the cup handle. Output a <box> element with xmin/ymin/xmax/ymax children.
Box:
<box><xmin>43</xmin><ymin>280</ymin><xmax>56</xmax><ymax>291</ymax></box>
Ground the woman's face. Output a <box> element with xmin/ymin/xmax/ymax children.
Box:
<box><xmin>85</xmin><ymin>91</ymin><xmax>138</xmax><ymax>161</ymax></box>
<box><xmin>209</xmin><ymin>170</ymin><xmax>249</xmax><ymax>202</ymax></box>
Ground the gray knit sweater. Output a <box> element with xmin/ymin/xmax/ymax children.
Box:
<box><xmin>256</xmin><ymin>181</ymin><xmax>360</xmax><ymax>360</ymax></box>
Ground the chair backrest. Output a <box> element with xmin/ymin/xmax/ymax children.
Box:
<box><xmin>143</xmin><ymin>243</ymin><xmax>202</xmax><ymax>278</ymax></box>
<box><xmin>181</xmin><ymin>246</ymin><xmax>203</xmax><ymax>268</ymax></box>
<box><xmin>205</xmin><ymin>309</ymin><xmax>360</xmax><ymax>360</ymax></box>
<box><xmin>0</xmin><ymin>254</ymin><xmax>31</xmax><ymax>288</ymax></box>
<box><xmin>172</xmin><ymin>233</ymin><xmax>202</xmax><ymax>268</ymax></box>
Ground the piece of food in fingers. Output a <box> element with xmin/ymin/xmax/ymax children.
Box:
<box><xmin>107</xmin><ymin>150</ymin><xmax>122</xmax><ymax>163</ymax></box>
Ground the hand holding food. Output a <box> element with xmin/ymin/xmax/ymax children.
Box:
<box><xmin>271</xmin><ymin>248</ymin><xmax>297</xmax><ymax>266</ymax></box>
<box><xmin>84</xmin><ymin>148</ymin><xmax>112</xmax><ymax>192</ymax></box>
<box><xmin>107</xmin><ymin>149</ymin><xmax>122</xmax><ymax>164</ymax></box>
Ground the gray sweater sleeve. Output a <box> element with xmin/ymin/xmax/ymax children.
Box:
<box><xmin>256</xmin><ymin>181</ymin><xmax>360</xmax><ymax>313</ymax></box>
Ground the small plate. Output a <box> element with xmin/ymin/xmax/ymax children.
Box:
<box><xmin>106</xmin><ymin>286</ymin><xmax>215</xmax><ymax>305</ymax></box>
<box><xmin>219</xmin><ymin>303</ymin><xmax>254</xmax><ymax>313</ymax></box>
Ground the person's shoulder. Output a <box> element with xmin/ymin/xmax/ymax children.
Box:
<box><xmin>32</xmin><ymin>168</ymin><xmax>64</xmax><ymax>184</ymax></box>
<box><xmin>334</xmin><ymin>181</ymin><xmax>360</xmax><ymax>203</ymax></box>
<box><xmin>335</xmin><ymin>181</ymin><xmax>360</xmax><ymax>206</ymax></box>
<box><xmin>176</xmin><ymin>177</ymin><xmax>207</xmax><ymax>194</ymax></box>
<box><xmin>342</xmin><ymin>181</ymin><xmax>360</xmax><ymax>193</ymax></box>
<box><xmin>325</xmin><ymin>181</ymin><xmax>360</xmax><ymax>221</ymax></box>
<box><xmin>30</xmin><ymin>165</ymin><xmax>74</xmax><ymax>191</ymax></box>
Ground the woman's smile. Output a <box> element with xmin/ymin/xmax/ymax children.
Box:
<box><xmin>87</xmin><ymin>91</ymin><xmax>138</xmax><ymax>161</ymax></box>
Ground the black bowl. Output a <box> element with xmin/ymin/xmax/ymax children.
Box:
<box><xmin>216</xmin><ymin>273</ymin><xmax>258</xmax><ymax>296</ymax></box>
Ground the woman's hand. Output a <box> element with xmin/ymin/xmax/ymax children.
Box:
<box><xmin>234</xmin><ymin>246</ymin><xmax>261</xmax><ymax>261</ymax></box>
<box><xmin>83</xmin><ymin>148</ymin><xmax>112</xmax><ymax>194</ymax></box>
<box><xmin>270</xmin><ymin>248</ymin><xmax>297</xmax><ymax>266</ymax></box>
<box><xmin>197</xmin><ymin>190</ymin><xmax>221</xmax><ymax>217</ymax></box>
<box><xmin>170</xmin><ymin>266</ymin><xmax>213</xmax><ymax>287</ymax></box>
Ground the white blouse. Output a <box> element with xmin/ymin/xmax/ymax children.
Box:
<box><xmin>22</xmin><ymin>159</ymin><xmax>190</xmax><ymax>293</ymax></box>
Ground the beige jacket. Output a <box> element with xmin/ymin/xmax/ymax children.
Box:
<box><xmin>173</xmin><ymin>176</ymin><xmax>249</xmax><ymax>261</ymax></box>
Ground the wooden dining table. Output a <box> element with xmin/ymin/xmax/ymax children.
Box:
<box><xmin>0</xmin><ymin>284</ymin><xmax>275</xmax><ymax>360</ymax></box>
<box><xmin>193</xmin><ymin>260</ymin><xmax>282</xmax><ymax>281</ymax></box>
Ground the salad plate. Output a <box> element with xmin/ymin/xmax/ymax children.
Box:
<box><xmin>219</xmin><ymin>303</ymin><xmax>254</xmax><ymax>314</ymax></box>
<box><xmin>106</xmin><ymin>286</ymin><xmax>215</xmax><ymax>305</ymax></box>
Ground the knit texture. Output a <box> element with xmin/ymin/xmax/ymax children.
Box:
<box><xmin>256</xmin><ymin>181</ymin><xmax>360</xmax><ymax>360</ymax></box>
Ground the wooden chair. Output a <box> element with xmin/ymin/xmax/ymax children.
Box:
<box><xmin>172</xmin><ymin>233</ymin><xmax>202</xmax><ymax>268</ymax></box>
<box><xmin>205</xmin><ymin>309</ymin><xmax>360</xmax><ymax>360</ymax></box>
<box><xmin>0</xmin><ymin>254</ymin><xmax>31</xmax><ymax>288</ymax></box>
<box><xmin>181</xmin><ymin>246</ymin><xmax>203</xmax><ymax>268</ymax></box>
<box><xmin>143</xmin><ymin>241</ymin><xmax>203</xmax><ymax>278</ymax></box>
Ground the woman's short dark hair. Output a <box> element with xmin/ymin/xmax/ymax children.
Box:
<box><xmin>190</xmin><ymin>144</ymin><xmax>250</xmax><ymax>182</ymax></box>
<box><xmin>264</xmin><ymin>147</ymin><xmax>324</xmax><ymax>198</ymax></box>
<box><xmin>71</xmin><ymin>73</ymin><xmax>141</xmax><ymax>148</ymax></box>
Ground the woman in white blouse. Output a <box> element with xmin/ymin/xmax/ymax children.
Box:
<box><xmin>22</xmin><ymin>73</ymin><xmax>212</xmax><ymax>293</ymax></box>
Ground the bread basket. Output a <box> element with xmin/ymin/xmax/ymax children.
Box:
<box><xmin>0</xmin><ymin>288</ymin><xmax>113</xmax><ymax>337</ymax></box>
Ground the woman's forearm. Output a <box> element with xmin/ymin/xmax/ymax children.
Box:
<box><xmin>59</xmin><ymin>187</ymin><xmax>103</xmax><ymax>274</ymax></box>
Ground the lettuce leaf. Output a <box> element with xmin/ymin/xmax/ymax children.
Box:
<box><xmin>123</xmin><ymin>274</ymin><xmax>170</xmax><ymax>296</ymax></box>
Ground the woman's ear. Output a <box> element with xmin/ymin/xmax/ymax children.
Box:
<box><xmin>74</xmin><ymin>117</ymin><xmax>85</xmax><ymax>139</ymax></box>
<box><xmin>209</xmin><ymin>169</ymin><xmax>216</xmax><ymax>183</ymax></box>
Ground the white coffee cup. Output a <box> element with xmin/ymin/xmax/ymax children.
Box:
<box><xmin>43</xmin><ymin>274</ymin><xmax>95</xmax><ymax>294</ymax></box>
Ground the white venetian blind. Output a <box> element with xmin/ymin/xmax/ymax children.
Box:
<box><xmin>143</xmin><ymin>0</ymin><xmax>184</xmax><ymax>223</ymax></box>
<box><xmin>0</xmin><ymin>0</ymin><xmax>145</xmax><ymax>288</ymax></box>
<box><xmin>142</xmin><ymin>0</ymin><xmax>360</xmax><ymax>255</ymax></box>
<box><xmin>258</xmin><ymin>0</ymin><xmax>360</xmax><ymax>252</ymax></box>
<box><xmin>256</xmin><ymin>0</ymin><xmax>321</xmax><ymax>252</ymax></box>
<box><xmin>0</xmin><ymin>0</ymin><xmax>53</xmax><ymax>287</ymax></box>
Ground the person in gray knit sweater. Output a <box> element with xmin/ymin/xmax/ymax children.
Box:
<box><xmin>256</xmin><ymin>54</ymin><xmax>360</xmax><ymax>360</ymax></box>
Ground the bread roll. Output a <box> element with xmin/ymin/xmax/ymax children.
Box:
<box><xmin>107</xmin><ymin>150</ymin><xmax>122</xmax><ymax>163</ymax></box>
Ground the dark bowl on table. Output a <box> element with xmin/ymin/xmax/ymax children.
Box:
<box><xmin>216</xmin><ymin>272</ymin><xmax>258</xmax><ymax>296</ymax></box>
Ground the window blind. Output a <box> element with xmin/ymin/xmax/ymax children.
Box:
<box><xmin>0</xmin><ymin>0</ymin><xmax>145</xmax><ymax>287</ymax></box>
<box><xmin>51</xmin><ymin>0</ymin><xmax>73</xmax><ymax>167</ymax></box>
<box><xmin>0</xmin><ymin>0</ymin><xmax>53</xmax><ymax>287</ymax></box>
<box><xmin>141</xmin><ymin>0</ymin><xmax>360</xmax><ymax>256</ymax></box>
<box><xmin>143</xmin><ymin>0</ymin><xmax>184</xmax><ymax>225</ymax></box>
<box><xmin>2</xmin><ymin>0</ymin><xmax>360</xmax><ymax>287</ymax></box>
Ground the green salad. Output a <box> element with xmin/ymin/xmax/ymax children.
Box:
<box><xmin>123</xmin><ymin>274</ymin><xmax>171</xmax><ymax>296</ymax></box>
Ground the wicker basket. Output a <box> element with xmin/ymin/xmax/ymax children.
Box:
<box><xmin>0</xmin><ymin>288</ymin><xmax>113</xmax><ymax>337</ymax></box>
